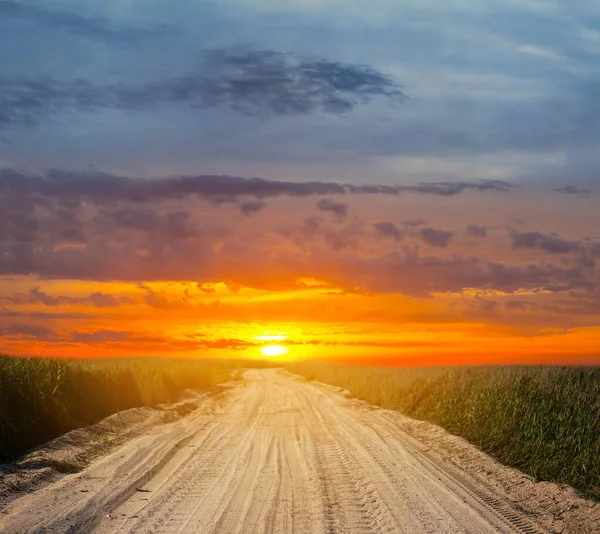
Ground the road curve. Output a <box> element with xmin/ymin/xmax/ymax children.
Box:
<box><xmin>0</xmin><ymin>369</ymin><xmax>547</xmax><ymax>534</ymax></box>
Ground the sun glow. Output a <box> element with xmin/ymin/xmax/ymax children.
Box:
<box><xmin>255</xmin><ymin>335</ymin><xmax>287</xmax><ymax>342</ymax></box>
<box><xmin>260</xmin><ymin>345</ymin><xmax>290</xmax><ymax>357</ymax></box>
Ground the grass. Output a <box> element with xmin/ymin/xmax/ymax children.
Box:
<box><xmin>0</xmin><ymin>355</ymin><xmax>265</xmax><ymax>460</ymax></box>
<box><xmin>287</xmin><ymin>362</ymin><xmax>600</xmax><ymax>499</ymax></box>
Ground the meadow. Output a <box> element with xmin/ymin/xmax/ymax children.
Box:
<box><xmin>0</xmin><ymin>355</ymin><xmax>260</xmax><ymax>460</ymax></box>
<box><xmin>287</xmin><ymin>362</ymin><xmax>600</xmax><ymax>499</ymax></box>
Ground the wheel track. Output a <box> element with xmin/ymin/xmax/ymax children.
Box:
<box><xmin>369</xmin><ymin>410</ymin><xmax>546</xmax><ymax>534</ymax></box>
<box><xmin>117</xmin><ymin>384</ymin><xmax>265</xmax><ymax>534</ymax></box>
<box><xmin>0</xmin><ymin>369</ymin><xmax>564</xmax><ymax>534</ymax></box>
<box><xmin>307</xmin><ymin>390</ymin><xmax>399</xmax><ymax>534</ymax></box>
<box><xmin>334</xmin><ymin>403</ymin><xmax>502</xmax><ymax>532</ymax></box>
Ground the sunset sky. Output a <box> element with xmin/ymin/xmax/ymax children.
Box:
<box><xmin>1</xmin><ymin>0</ymin><xmax>599</xmax><ymax>363</ymax></box>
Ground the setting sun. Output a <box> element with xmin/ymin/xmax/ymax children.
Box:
<box><xmin>260</xmin><ymin>345</ymin><xmax>290</xmax><ymax>358</ymax></box>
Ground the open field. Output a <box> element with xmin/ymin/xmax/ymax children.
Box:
<box><xmin>0</xmin><ymin>355</ymin><xmax>266</xmax><ymax>460</ymax></box>
<box><xmin>3</xmin><ymin>368</ymin><xmax>598</xmax><ymax>533</ymax></box>
<box><xmin>286</xmin><ymin>362</ymin><xmax>600</xmax><ymax>500</ymax></box>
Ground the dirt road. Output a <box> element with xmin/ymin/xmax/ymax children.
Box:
<box><xmin>0</xmin><ymin>369</ymin><xmax>572</xmax><ymax>533</ymax></box>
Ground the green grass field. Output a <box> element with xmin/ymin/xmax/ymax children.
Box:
<box><xmin>0</xmin><ymin>355</ymin><xmax>262</xmax><ymax>460</ymax></box>
<box><xmin>287</xmin><ymin>362</ymin><xmax>600</xmax><ymax>499</ymax></box>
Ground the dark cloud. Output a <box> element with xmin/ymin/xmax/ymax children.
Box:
<box><xmin>510</xmin><ymin>230</ymin><xmax>597</xmax><ymax>270</ymax></box>
<box><xmin>238</xmin><ymin>199</ymin><xmax>267</xmax><ymax>216</ymax></box>
<box><xmin>329</xmin><ymin>247</ymin><xmax>597</xmax><ymax>297</ymax></box>
<box><xmin>0</xmin><ymin>169</ymin><xmax>514</xmax><ymax>207</ymax></box>
<box><xmin>0</xmin><ymin>49</ymin><xmax>405</xmax><ymax>128</ymax></box>
<box><xmin>0</xmin><ymin>1</ymin><xmax>173</xmax><ymax>41</ymax></box>
<box><xmin>396</xmin><ymin>181</ymin><xmax>513</xmax><ymax>196</ymax></box>
<box><xmin>0</xmin><ymin>169</ymin><xmax>345</xmax><ymax>203</ymax></box>
<box><xmin>0</xmin><ymin>167</ymin><xmax>596</xmax><ymax>300</ymax></box>
<box><xmin>1</xmin><ymin>324</ymin><xmax>56</xmax><ymax>338</ymax></box>
<box><xmin>0</xmin><ymin>228</ymin><xmax>596</xmax><ymax>300</ymax></box>
<box><xmin>316</xmin><ymin>198</ymin><xmax>348</xmax><ymax>219</ymax></box>
<box><xmin>274</xmin><ymin>226</ymin><xmax>598</xmax><ymax>297</ymax></box>
<box><xmin>125</xmin><ymin>49</ymin><xmax>407</xmax><ymax>117</ymax></box>
<box><xmin>1</xmin><ymin>286</ymin><xmax>130</xmax><ymax>308</ymax></box>
<box><xmin>89</xmin><ymin>206</ymin><xmax>199</xmax><ymax>244</ymax></box>
<box><xmin>0</xmin><ymin>306</ymin><xmax>99</xmax><ymax>321</ymax></box>
<box><xmin>466</xmin><ymin>225</ymin><xmax>488</xmax><ymax>238</ymax></box>
<box><xmin>373</xmin><ymin>222</ymin><xmax>403</xmax><ymax>241</ymax></box>
<box><xmin>0</xmin><ymin>321</ymin><xmax>253</xmax><ymax>350</ymax></box>
<box><xmin>419</xmin><ymin>227</ymin><xmax>454</xmax><ymax>248</ymax></box>
<box><xmin>554</xmin><ymin>185</ymin><xmax>591</xmax><ymax>197</ymax></box>
<box><xmin>511</xmin><ymin>230</ymin><xmax>582</xmax><ymax>254</ymax></box>
<box><xmin>343</xmin><ymin>181</ymin><xmax>513</xmax><ymax>197</ymax></box>
<box><xmin>0</xmin><ymin>77</ymin><xmax>111</xmax><ymax>129</ymax></box>
<box><xmin>141</xmin><ymin>286</ymin><xmax>187</xmax><ymax>310</ymax></box>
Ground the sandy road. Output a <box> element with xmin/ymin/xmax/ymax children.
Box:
<box><xmin>0</xmin><ymin>369</ymin><xmax>551</xmax><ymax>533</ymax></box>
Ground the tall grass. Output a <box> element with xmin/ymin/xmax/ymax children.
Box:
<box><xmin>0</xmin><ymin>355</ymin><xmax>260</xmax><ymax>460</ymax></box>
<box><xmin>287</xmin><ymin>362</ymin><xmax>600</xmax><ymax>499</ymax></box>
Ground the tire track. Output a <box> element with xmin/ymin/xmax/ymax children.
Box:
<box><xmin>0</xmin><ymin>369</ymin><xmax>555</xmax><ymax>534</ymax></box>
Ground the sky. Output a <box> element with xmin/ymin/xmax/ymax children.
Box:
<box><xmin>1</xmin><ymin>0</ymin><xmax>599</xmax><ymax>363</ymax></box>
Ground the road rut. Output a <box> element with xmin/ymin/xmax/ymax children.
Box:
<box><xmin>0</xmin><ymin>369</ymin><xmax>552</xmax><ymax>533</ymax></box>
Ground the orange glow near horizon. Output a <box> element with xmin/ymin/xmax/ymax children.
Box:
<box><xmin>1</xmin><ymin>275</ymin><xmax>599</xmax><ymax>365</ymax></box>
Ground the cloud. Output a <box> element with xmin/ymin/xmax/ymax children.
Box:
<box><xmin>0</xmin><ymin>49</ymin><xmax>405</xmax><ymax>129</ymax></box>
<box><xmin>1</xmin><ymin>324</ymin><xmax>56</xmax><ymax>338</ymax></box>
<box><xmin>511</xmin><ymin>230</ymin><xmax>582</xmax><ymax>254</ymax></box>
<box><xmin>466</xmin><ymin>225</ymin><xmax>488</xmax><ymax>238</ymax></box>
<box><xmin>0</xmin><ymin>168</ymin><xmax>343</xmax><ymax>204</ymax></box>
<box><xmin>327</xmin><ymin>247</ymin><xmax>597</xmax><ymax>297</ymax></box>
<box><xmin>238</xmin><ymin>199</ymin><xmax>267</xmax><ymax>216</ymax></box>
<box><xmin>1</xmin><ymin>286</ymin><xmax>130</xmax><ymax>308</ymax></box>
<box><xmin>0</xmin><ymin>1</ymin><xmax>173</xmax><ymax>41</ymax></box>
<box><xmin>554</xmin><ymin>185</ymin><xmax>591</xmax><ymax>197</ymax></box>
<box><xmin>316</xmin><ymin>198</ymin><xmax>348</xmax><ymax>219</ymax></box>
<box><xmin>98</xmin><ymin>207</ymin><xmax>197</xmax><ymax>239</ymax></box>
<box><xmin>0</xmin><ymin>169</ymin><xmax>516</xmax><ymax>208</ymax></box>
<box><xmin>373</xmin><ymin>222</ymin><xmax>403</xmax><ymax>241</ymax></box>
<box><xmin>0</xmin><ymin>321</ymin><xmax>253</xmax><ymax>350</ymax></box>
<box><xmin>0</xmin><ymin>231</ymin><xmax>596</xmax><ymax>301</ymax></box>
<box><xmin>510</xmin><ymin>229</ymin><xmax>597</xmax><ymax>270</ymax></box>
<box><xmin>396</xmin><ymin>181</ymin><xmax>513</xmax><ymax>196</ymax></box>
<box><xmin>125</xmin><ymin>49</ymin><xmax>407</xmax><ymax>117</ymax></box>
<box><xmin>0</xmin><ymin>77</ymin><xmax>111</xmax><ymax>129</ymax></box>
<box><xmin>419</xmin><ymin>227</ymin><xmax>454</xmax><ymax>248</ymax></box>
<box><xmin>0</xmin><ymin>167</ymin><xmax>596</xmax><ymax>302</ymax></box>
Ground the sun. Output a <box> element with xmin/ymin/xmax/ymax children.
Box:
<box><xmin>260</xmin><ymin>345</ymin><xmax>290</xmax><ymax>357</ymax></box>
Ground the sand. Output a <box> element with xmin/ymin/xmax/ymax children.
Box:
<box><xmin>0</xmin><ymin>369</ymin><xmax>598</xmax><ymax>533</ymax></box>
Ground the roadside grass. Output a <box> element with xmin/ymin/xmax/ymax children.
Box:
<box><xmin>0</xmin><ymin>355</ymin><xmax>264</xmax><ymax>460</ymax></box>
<box><xmin>287</xmin><ymin>362</ymin><xmax>600</xmax><ymax>499</ymax></box>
